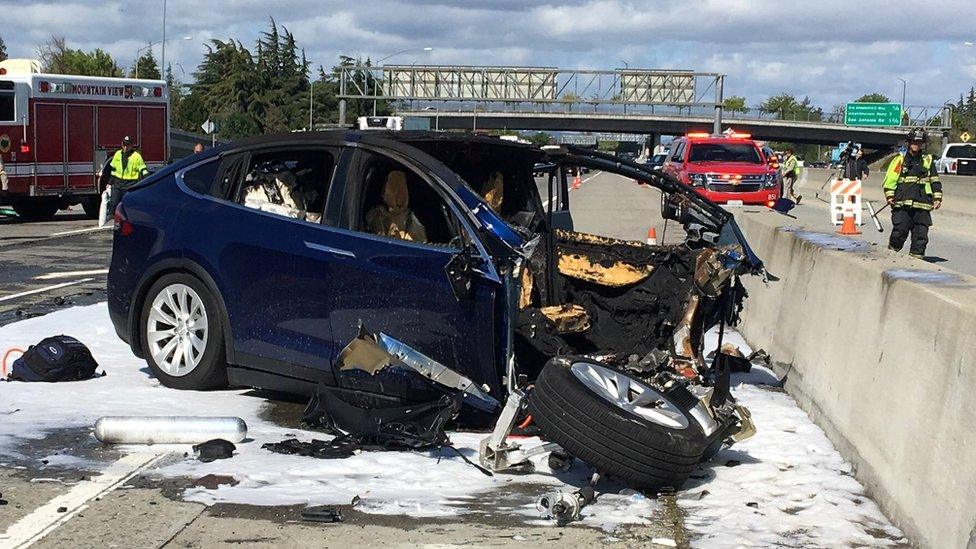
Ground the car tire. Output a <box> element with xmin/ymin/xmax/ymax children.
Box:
<box><xmin>140</xmin><ymin>273</ymin><xmax>228</xmax><ymax>390</ymax></box>
<box><xmin>12</xmin><ymin>199</ymin><xmax>60</xmax><ymax>221</ymax></box>
<box><xmin>528</xmin><ymin>358</ymin><xmax>707</xmax><ymax>492</ymax></box>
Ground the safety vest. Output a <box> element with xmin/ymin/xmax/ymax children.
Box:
<box><xmin>782</xmin><ymin>154</ymin><xmax>800</xmax><ymax>176</ymax></box>
<box><xmin>882</xmin><ymin>153</ymin><xmax>942</xmax><ymax>211</ymax></box>
<box><xmin>109</xmin><ymin>149</ymin><xmax>147</xmax><ymax>181</ymax></box>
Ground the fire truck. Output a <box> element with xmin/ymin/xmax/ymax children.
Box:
<box><xmin>0</xmin><ymin>59</ymin><xmax>169</xmax><ymax>220</ymax></box>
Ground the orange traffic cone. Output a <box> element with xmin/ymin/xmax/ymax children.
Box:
<box><xmin>572</xmin><ymin>174</ymin><xmax>582</xmax><ymax>190</ymax></box>
<box><xmin>646</xmin><ymin>227</ymin><xmax>658</xmax><ymax>245</ymax></box>
<box><xmin>838</xmin><ymin>214</ymin><xmax>861</xmax><ymax>235</ymax></box>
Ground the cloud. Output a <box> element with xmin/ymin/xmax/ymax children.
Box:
<box><xmin>0</xmin><ymin>0</ymin><xmax>972</xmax><ymax>107</ymax></box>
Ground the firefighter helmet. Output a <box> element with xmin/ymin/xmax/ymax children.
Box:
<box><xmin>906</xmin><ymin>127</ymin><xmax>927</xmax><ymax>143</ymax></box>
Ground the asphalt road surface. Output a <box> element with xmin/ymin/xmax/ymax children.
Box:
<box><xmin>790</xmin><ymin>168</ymin><xmax>976</xmax><ymax>276</ymax></box>
<box><xmin>0</xmin><ymin>206</ymin><xmax>111</xmax><ymax>326</ymax></box>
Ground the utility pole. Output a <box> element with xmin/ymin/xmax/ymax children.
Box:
<box><xmin>713</xmin><ymin>75</ymin><xmax>725</xmax><ymax>135</ymax></box>
<box><xmin>308</xmin><ymin>79</ymin><xmax>314</xmax><ymax>130</ymax></box>
<box><xmin>161</xmin><ymin>0</ymin><xmax>167</xmax><ymax>74</ymax></box>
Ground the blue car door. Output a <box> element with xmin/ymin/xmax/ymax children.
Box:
<box><xmin>313</xmin><ymin>146</ymin><xmax>503</xmax><ymax>393</ymax></box>
<box><xmin>178</xmin><ymin>146</ymin><xmax>341</xmax><ymax>383</ymax></box>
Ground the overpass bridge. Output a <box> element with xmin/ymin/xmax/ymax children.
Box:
<box><xmin>335</xmin><ymin>64</ymin><xmax>951</xmax><ymax>150</ymax></box>
<box><xmin>397</xmin><ymin>110</ymin><xmax>940</xmax><ymax>149</ymax></box>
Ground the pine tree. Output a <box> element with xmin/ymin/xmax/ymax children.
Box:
<box><xmin>0</xmin><ymin>35</ymin><xmax>7</xmax><ymax>62</ymax></box>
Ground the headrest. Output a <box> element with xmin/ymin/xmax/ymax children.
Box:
<box><xmin>382</xmin><ymin>171</ymin><xmax>409</xmax><ymax>210</ymax></box>
<box><xmin>482</xmin><ymin>171</ymin><xmax>504</xmax><ymax>211</ymax></box>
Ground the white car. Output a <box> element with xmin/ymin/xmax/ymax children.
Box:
<box><xmin>936</xmin><ymin>143</ymin><xmax>976</xmax><ymax>176</ymax></box>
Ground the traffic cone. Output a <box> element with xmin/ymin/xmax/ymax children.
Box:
<box><xmin>646</xmin><ymin>227</ymin><xmax>658</xmax><ymax>245</ymax></box>
<box><xmin>572</xmin><ymin>174</ymin><xmax>582</xmax><ymax>190</ymax></box>
<box><xmin>838</xmin><ymin>214</ymin><xmax>861</xmax><ymax>235</ymax></box>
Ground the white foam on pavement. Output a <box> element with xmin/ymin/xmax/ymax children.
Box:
<box><xmin>0</xmin><ymin>303</ymin><xmax>654</xmax><ymax>530</ymax></box>
<box><xmin>0</xmin><ymin>304</ymin><xmax>906</xmax><ymax>543</ymax></box>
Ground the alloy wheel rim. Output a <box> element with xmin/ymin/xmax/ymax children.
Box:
<box><xmin>569</xmin><ymin>362</ymin><xmax>689</xmax><ymax>429</ymax></box>
<box><xmin>147</xmin><ymin>283</ymin><xmax>208</xmax><ymax>377</ymax></box>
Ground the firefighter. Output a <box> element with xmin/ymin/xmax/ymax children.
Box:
<box><xmin>781</xmin><ymin>148</ymin><xmax>802</xmax><ymax>203</ymax></box>
<box><xmin>105</xmin><ymin>136</ymin><xmax>148</xmax><ymax>212</ymax></box>
<box><xmin>884</xmin><ymin>127</ymin><xmax>942</xmax><ymax>259</ymax></box>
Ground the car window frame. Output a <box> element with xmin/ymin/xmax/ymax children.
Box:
<box><xmin>229</xmin><ymin>145</ymin><xmax>341</xmax><ymax>227</ymax></box>
<box><xmin>325</xmin><ymin>144</ymin><xmax>474</xmax><ymax>253</ymax></box>
<box><xmin>670</xmin><ymin>140</ymin><xmax>686</xmax><ymax>163</ymax></box>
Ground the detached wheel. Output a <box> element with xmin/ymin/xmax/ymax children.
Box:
<box><xmin>12</xmin><ymin>199</ymin><xmax>60</xmax><ymax>221</ymax></box>
<box><xmin>529</xmin><ymin>358</ymin><xmax>707</xmax><ymax>491</ymax></box>
<box><xmin>140</xmin><ymin>273</ymin><xmax>228</xmax><ymax>390</ymax></box>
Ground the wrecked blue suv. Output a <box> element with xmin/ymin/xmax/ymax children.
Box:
<box><xmin>108</xmin><ymin>131</ymin><xmax>762</xmax><ymax>490</ymax></box>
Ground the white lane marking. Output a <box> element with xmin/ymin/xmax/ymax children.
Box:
<box><xmin>34</xmin><ymin>269</ymin><xmax>109</xmax><ymax>281</ymax></box>
<box><xmin>0</xmin><ymin>453</ymin><xmax>168</xmax><ymax>548</ymax></box>
<box><xmin>581</xmin><ymin>170</ymin><xmax>602</xmax><ymax>185</ymax></box>
<box><xmin>542</xmin><ymin>170</ymin><xmax>603</xmax><ymax>208</ymax></box>
<box><xmin>0</xmin><ymin>278</ymin><xmax>94</xmax><ymax>303</ymax></box>
<box><xmin>49</xmin><ymin>226</ymin><xmax>112</xmax><ymax>237</ymax></box>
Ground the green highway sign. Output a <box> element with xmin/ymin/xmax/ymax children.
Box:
<box><xmin>845</xmin><ymin>102</ymin><xmax>903</xmax><ymax>126</ymax></box>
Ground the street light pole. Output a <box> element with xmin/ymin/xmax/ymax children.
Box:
<box><xmin>372</xmin><ymin>46</ymin><xmax>433</xmax><ymax>116</ymax></box>
<box><xmin>309</xmin><ymin>79</ymin><xmax>314</xmax><ymax>130</ymax></box>
<box><xmin>897</xmin><ymin>77</ymin><xmax>907</xmax><ymax>108</ymax></box>
<box><xmin>161</xmin><ymin>0</ymin><xmax>167</xmax><ymax>73</ymax></box>
<box><xmin>135</xmin><ymin>35</ymin><xmax>191</xmax><ymax>79</ymax></box>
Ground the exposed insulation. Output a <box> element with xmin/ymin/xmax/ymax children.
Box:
<box><xmin>519</xmin><ymin>266</ymin><xmax>534</xmax><ymax>309</ymax></box>
<box><xmin>557</xmin><ymin>253</ymin><xmax>653</xmax><ymax>287</ymax></box>
<box><xmin>539</xmin><ymin>304</ymin><xmax>591</xmax><ymax>334</ymax></box>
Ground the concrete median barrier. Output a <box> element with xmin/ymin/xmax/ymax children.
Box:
<box><xmin>734</xmin><ymin>210</ymin><xmax>976</xmax><ymax>549</ymax></box>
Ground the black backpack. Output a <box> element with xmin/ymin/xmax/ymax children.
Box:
<box><xmin>8</xmin><ymin>335</ymin><xmax>99</xmax><ymax>382</ymax></box>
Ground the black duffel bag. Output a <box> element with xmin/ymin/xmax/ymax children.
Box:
<box><xmin>7</xmin><ymin>335</ymin><xmax>99</xmax><ymax>382</ymax></box>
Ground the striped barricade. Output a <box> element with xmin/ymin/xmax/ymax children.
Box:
<box><xmin>830</xmin><ymin>178</ymin><xmax>862</xmax><ymax>226</ymax></box>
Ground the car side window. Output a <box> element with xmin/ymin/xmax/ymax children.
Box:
<box><xmin>670</xmin><ymin>141</ymin><xmax>684</xmax><ymax>163</ymax></box>
<box><xmin>236</xmin><ymin>148</ymin><xmax>336</xmax><ymax>224</ymax></box>
<box><xmin>181</xmin><ymin>158</ymin><xmax>221</xmax><ymax>195</ymax></box>
<box><xmin>338</xmin><ymin>149</ymin><xmax>462</xmax><ymax>247</ymax></box>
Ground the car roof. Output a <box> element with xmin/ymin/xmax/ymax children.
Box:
<box><xmin>207</xmin><ymin>129</ymin><xmax>541</xmax><ymax>154</ymax></box>
<box><xmin>684</xmin><ymin>136</ymin><xmax>758</xmax><ymax>145</ymax></box>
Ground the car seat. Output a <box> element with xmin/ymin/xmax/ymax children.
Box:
<box><xmin>364</xmin><ymin>171</ymin><xmax>427</xmax><ymax>242</ymax></box>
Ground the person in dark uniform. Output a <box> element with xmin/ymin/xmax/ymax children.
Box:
<box><xmin>883</xmin><ymin>128</ymin><xmax>942</xmax><ymax>259</ymax></box>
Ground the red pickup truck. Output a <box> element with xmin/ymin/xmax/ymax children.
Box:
<box><xmin>662</xmin><ymin>132</ymin><xmax>780</xmax><ymax>208</ymax></box>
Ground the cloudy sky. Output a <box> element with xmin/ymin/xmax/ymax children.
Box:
<box><xmin>3</xmin><ymin>0</ymin><xmax>975</xmax><ymax>109</ymax></box>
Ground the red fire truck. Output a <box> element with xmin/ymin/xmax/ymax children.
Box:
<box><xmin>0</xmin><ymin>59</ymin><xmax>169</xmax><ymax>220</ymax></box>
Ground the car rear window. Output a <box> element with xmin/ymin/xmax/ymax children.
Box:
<box><xmin>688</xmin><ymin>143</ymin><xmax>762</xmax><ymax>164</ymax></box>
<box><xmin>182</xmin><ymin>158</ymin><xmax>221</xmax><ymax>195</ymax></box>
<box><xmin>946</xmin><ymin>145</ymin><xmax>976</xmax><ymax>158</ymax></box>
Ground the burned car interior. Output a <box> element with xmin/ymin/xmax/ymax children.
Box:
<box><xmin>294</xmin><ymin>132</ymin><xmax>764</xmax><ymax>491</ymax></box>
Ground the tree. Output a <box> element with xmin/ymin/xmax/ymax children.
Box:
<box><xmin>0</xmin><ymin>35</ymin><xmax>7</xmax><ymax>62</ymax></box>
<box><xmin>526</xmin><ymin>132</ymin><xmax>554</xmax><ymax>146</ymax></box>
<box><xmin>759</xmin><ymin>93</ymin><xmax>822</xmax><ymax>122</ymax></box>
<box><xmin>855</xmin><ymin>93</ymin><xmax>891</xmax><ymax>103</ymax></box>
<box><xmin>722</xmin><ymin>95</ymin><xmax>748</xmax><ymax>115</ymax></box>
<box><xmin>37</xmin><ymin>36</ymin><xmax>122</xmax><ymax>77</ymax></box>
<box><xmin>129</xmin><ymin>49</ymin><xmax>161</xmax><ymax>79</ymax></box>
